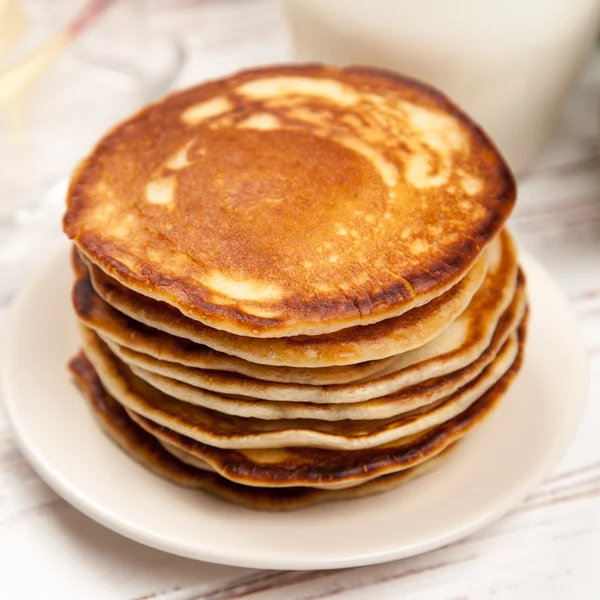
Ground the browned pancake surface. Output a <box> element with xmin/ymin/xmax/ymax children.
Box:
<box><xmin>69</xmin><ymin>315</ymin><xmax>524</xmax><ymax>489</ymax></box>
<box><xmin>77</xmin><ymin>249</ymin><xmax>488</xmax><ymax>367</ymax></box>
<box><xmin>69</xmin><ymin>353</ymin><xmax>455</xmax><ymax>510</ymax></box>
<box><xmin>64</xmin><ymin>64</ymin><xmax>514</xmax><ymax>337</ymax></box>
<box><xmin>71</xmin><ymin>250</ymin><xmax>397</xmax><ymax>382</ymax></box>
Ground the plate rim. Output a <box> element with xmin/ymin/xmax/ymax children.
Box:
<box><xmin>0</xmin><ymin>245</ymin><xmax>589</xmax><ymax>570</ymax></box>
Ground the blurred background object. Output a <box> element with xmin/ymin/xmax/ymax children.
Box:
<box><xmin>281</xmin><ymin>0</ymin><xmax>600</xmax><ymax>175</ymax></box>
<box><xmin>0</xmin><ymin>0</ymin><xmax>28</xmax><ymax>61</ymax></box>
<box><xmin>0</xmin><ymin>0</ymin><xmax>185</xmax><ymax>298</ymax></box>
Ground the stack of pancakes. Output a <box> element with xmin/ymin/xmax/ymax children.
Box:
<box><xmin>63</xmin><ymin>65</ymin><xmax>527</xmax><ymax>510</ymax></box>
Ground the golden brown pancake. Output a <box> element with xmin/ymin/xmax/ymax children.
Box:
<box><xmin>64</xmin><ymin>64</ymin><xmax>515</xmax><ymax>338</ymax></box>
<box><xmin>148</xmin><ymin>324</ymin><xmax>524</xmax><ymax>489</ymax></box>
<box><xmin>69</xmin><ymin>317</ymin><xmax>524</xmax><ymax>491</ymax></box>
<box><xmin>72</xmin><ymin>230</ymin><xmax>519</xmax><ymax>393</ymax></box>
<box><xmin>99</xmin><ymin>280</ymin><xmax>525</xmax><ymax>421</ymax></box>
<box><xmin>71</xmin><ymin>251</ymin><xmax>397</xmax><ymax>385</ymax></box>
<box><xmin>77</xmin><ymin>314</ymin><xmax>525</xmax><ymax>451</ymax></box>
<box><xmin>101</xmin><ymin>238</ymin><xmax>522</xmax><ymax>406</ymax></box>
<box><xmin>80</xmin><ymin>250</ymin><xmax>488</xmax><ymax>367</ymax></box>
<box><xmin>70</xmin><ymin>351</ymin><xmax>456</xmax><ymax>509</ymax></box>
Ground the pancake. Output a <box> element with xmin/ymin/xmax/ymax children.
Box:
<box><xmin>159</xmin><ymin>439</ymin><xmax>434</xmax><ymax>490</ymax></box>
<box><xmin>70</xmin><ymin>352</ymin><xmax>455</xmax><ymax>509</ymax></box>
<box><xmin>105</xmin><ymin>291</ymin><xmax>519</xmax><ymax>420</ymax></box>
<box><xmin>74</xmin><ymin>229</ymin><xmax>517</xmax><ymax>393</ymax></box>
<box><xmin>99</xmin><ymin>279</ymin><xmax>524</xmax><ymax>421</ymax></box>
<box><xmin>152</xmin><ymin>325</ymin><xmax>523</xmax><ymax>489</ymax></box>
<box><xmin>81</xmin><ymin>250</ymin><xmax>488</xmax><ymax>367</ymax></box>
<box><xmin>71</xmin><ymin>252</ymin><xmax>396</xmax><ymax>385</ymax></box>
<box><xmin>103</xmin><ymin>235</ymin><xmax>521</xmax><ymax>405</ymax></box>
<box><xmin>109</xmin><ymin>284</ymin><xmax>526</xmax><ymax>421</ymax></box>
<box><xmin>70</xmin><ymin>316</ymin><xmax>524</xmax><ymax>490</ymax></box>
<box><xmin>64</xmin><ymin>64</ymin><xmax>515</xmax><ymax>338</ymax></box>
<box><xmin>77</xmin><ymin>317</ymin><xmax>524</xmax><ymax>450</ymax></box>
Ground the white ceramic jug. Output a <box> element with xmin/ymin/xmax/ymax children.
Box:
<box><xmin>281</xmin><ymin>0</ymin><xmax>600</xmax><ymax>173</ymax></box>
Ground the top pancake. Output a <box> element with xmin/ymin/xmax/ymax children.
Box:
<box><xmin>63</xmin><ymin>64</ymin><xmax>515</xmax><ymax>337</ymax></box>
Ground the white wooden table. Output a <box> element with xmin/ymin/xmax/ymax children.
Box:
<box><xmin>1</xmin><ymin>2</ymin><xmax>599</xmax><ymax>597</ymax></box>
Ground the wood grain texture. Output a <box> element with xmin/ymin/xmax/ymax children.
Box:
<box><xmin>1</xmin><ymin>1</ymin><xmax>599</xmax><ymax>598</ymax></box>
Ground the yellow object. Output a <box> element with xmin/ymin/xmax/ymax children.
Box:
<box><xmin>0</xmin><ymin>0</ymin><xmax>28</xmax><ymax>62</ymax></box>
<box><xmin>0</xmin><ymin>30</ymin><xmax>70</xmax><ymax>143</ymax></box>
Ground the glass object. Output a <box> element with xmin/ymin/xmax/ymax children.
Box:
<box><xmin>282</xmin><ymin>0</ymin><xmax>600</xmax><ymax>174</ymax></box>
<box><xmin>0</xmin><ymin>0</ymin><xmax>185</xmax><ymax>298</ymax></box>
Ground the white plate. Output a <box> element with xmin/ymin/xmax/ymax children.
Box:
<box><xmin>1</xmin><ymin>244</ymin><xmax>588</xmax><ymax>570</ymax></box>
